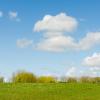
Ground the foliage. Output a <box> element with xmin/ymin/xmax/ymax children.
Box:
<box><xmin>67</xmin><ymin>77</ymin><xmax>77</xmax><ymax>83</ymax></box>
<box><xmin>93</xmin><ymin>77</ymin><xmax>100</xmax><ymax>83</ymax></box>
<box><xmin>38</xmin><ymin>76</ymin><xmax>56</xmax><ymax>83</ymax></box>
<box><xmin>79</xmin><ymin>77</ymin><xmax>99</xmax><ymax>83</ymax></box>
<box><xmin>0</xmin><ymin>77</ymin><xmax>4</xmax><ymax>83</ymax></box>
<box><xmin>79</xmin><ymin>77</ymin><xmax>91</xmax><ymax>83</ymax></box>
<box><xmin>12</xmin><ymin>71</ymin><xmax>37</xmax><ymax>83</ymax></box>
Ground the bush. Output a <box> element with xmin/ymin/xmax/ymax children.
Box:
<box><xmin>38</xmin><ymin>76</ymin><xmax>56</xmax><ymax>83</ymax></box>
<box><xmin>79</xmin><ymin>77</ymin><xmax>96</xmax><ymax>83</ymax></box>
<box><xmin>0</xmin><ymin>77</ymin><xmax>4</xmax><ymax>83</ymax></box>
<box><xmin>12</xmin><ymin>71</ymin><xmax>37</xmax><ymax>83</ymax></box>
<box><xmin>67</xmin><ymin>77</ymin><xmax>77</xmax><ymax>83</ymax></box>
<box><xmin>79</xmin><ymin>77</ymin><xmax>90</xmax><ymax>83</ymax></box>
<box><xmin>93</xmin><ymin>77</ymin><xmax>100</xmax><ymax>83</ymax></box>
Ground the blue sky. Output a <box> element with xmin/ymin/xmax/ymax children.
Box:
<box><xmin>0</xmin><ymin>0</ymin><xmax>100</xmax><ymax>80</ymax></box>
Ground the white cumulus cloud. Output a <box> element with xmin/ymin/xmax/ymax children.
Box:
<box><xmin>34</xmin><ymin>13</ymin><xmax>78</xmax><ymax>34</ymax></box>
<box><xmin>34</xmin><ymin>31</ymin><xmax>100</xmax><ymax>52</ymax></box>
<box><xmin>33</xmin><ymin>13</ymin><xmax>100</xmax><ymax>52</ymax></box>
<box><xmin>35</xmin><ymin>35</ymin><xmax>76</xmax><ymax>52</ymax></box>
<box><xmin>78</xmin><ymin>32</ymin><xmax>100</xmax><ymax>50</ymax></box>
<box><xmin>83</xmin><ymin>53</ymin><xmax>100</xmax><ymax>67</ymax></box>
<box><xmin>33</xmin><ymin>13</ymin><xmax>77</xmax><ymax>52</ymax></box>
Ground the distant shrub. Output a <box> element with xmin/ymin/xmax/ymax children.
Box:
<box><xmin>38</xmin><ymin>76</ymin><xmax>56</xmax><ymax>83</ymax></box>
<box><xmin>79</xmin><ymin>77</ymin><xmax>98</xmax><ymax>83</ymax></box>
<box><xmin>67</xmin><ymin>77</ymin><xmax>77</xmax><ymax>83</ymax></box>
<box><xmin>12</xmin><ymin>71</ymin><xmax>37</xmax><ymax>83</ymax></box>
<box><xmin>79</xmin><ymin>77</ymin><xmax>90</xmax><ymax>83</ymax></box>
<box><xmin>0</xmin><ymin>77</ymin><xmax>4</xmax><ymax>83</ymax></box>
<box><xmin>93</xmin><ymin>77</ymin><xmax>100</xmax><ymax>83</ymax></box>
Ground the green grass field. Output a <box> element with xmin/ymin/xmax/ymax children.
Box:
<box><xmin>0</xmin><ymin>83</ymin><xmax>100</xmax><ymax>100</ymax></box>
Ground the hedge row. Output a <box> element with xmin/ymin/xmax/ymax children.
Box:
<box><xmin>0</xmin><ymin>71</ymin><xmax>100</xmax><ymax>83</ymax></box>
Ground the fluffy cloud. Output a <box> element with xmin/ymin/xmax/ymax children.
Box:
<box><xmin>35</xmin><ymin>35</ymin><xmax>76</xmax><ymax>52</ymax></box>
<box><xmin>83</xmin><ymin>53</ymin><xmax>100</xmax><ymax>67</ymax></box>
<box><xmin>17</xmin><ymin>39</ymin><xmax>33</xmax><ymax>48</ymax></box>
<box><xmin>33</xmin><ymin>13</ymin><xmax>100</xmax><ymax>52</ymax></box>
<box><xmin>34</xmin><ymin>13</ymin><xmax>78</xmax><ymax>34</ymax></box>
<box><xmin>34</xmin><ymin>31</ymin><xmax>100</xmax><ymax>52</ymax></box>
<box><xmin>9</xmin><ymin>11</ymin><xmax>20</xmax><ymax>22</ymax></box>
<box><xmin>33</xmin><ymin>13</ymin><xmax>77</xmax><ymax>52</ymax></box>
<box><xmin>78</xmin><ymin>32</ymin><xmax>100</xmax><ymax>50</ymax></box>
<box><xmin>0</xmin><ymin>11</ymin><xmax>3</xmax><ymax>18</ymax></box>
<box><xmin>65</xmin><ymin>66</ymin><xmax>100</xmax><ymax>77</ymax></box>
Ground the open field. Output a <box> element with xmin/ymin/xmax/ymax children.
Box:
<box><xmin>0</xmin><ymin>83</ymin><xmax>100</xmax><ymax>100</ymax></box>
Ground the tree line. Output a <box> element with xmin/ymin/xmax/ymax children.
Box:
<box><xmin>0</xmin><ymin>71</ymin><xmax>100</xmax><ymax>83</ymax></box>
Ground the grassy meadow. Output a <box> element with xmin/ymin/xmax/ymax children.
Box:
<box><xmin>0</xmin><ymin>83</ymin><xmax>100</xmax><ymax>100</ymax></box>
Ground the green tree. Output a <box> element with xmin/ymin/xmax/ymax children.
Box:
<box><xmin>93</xmin><ymin>77</ymin><xmax>100</xmax><ymax>83</ymax></box>
<box><xmin>67</xmin><ymin>77</ymin><xmax>77</xmax><ymax>83</ymax></box>
<box><xmin>12</xmin><ymin>71</ymin><xmax>37</xmax><ymax>83</ymax></box>
<box><xmin>79</xmin><ymin>77</ymin><xmax>92</xmax><ymax>83</ymax></box>
<box><xmin>0</xmin><ymin>76</ymin><xmax>4</xmax><ymax>83</ymax></box>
